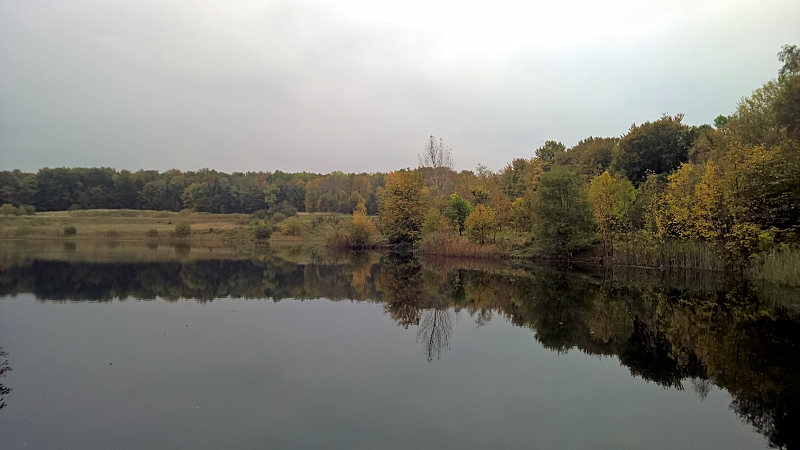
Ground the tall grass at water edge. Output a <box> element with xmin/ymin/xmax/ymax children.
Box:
<box><xmin>416</xmin><ymin>232</ymin><xmax>503</xmax><ymax>259</ymax></box>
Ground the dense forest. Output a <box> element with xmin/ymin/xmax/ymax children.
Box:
<box><xmin>2</xmin><ymin>45</ymin><xmax>798</xmax><ymax>265</ymax></box>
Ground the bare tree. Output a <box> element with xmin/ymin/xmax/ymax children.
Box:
<box><xmin>416</xmin><ymin>308</ymin><xmax>453</xmax><ymax>362</ymax></box>
<box><xmin>419</xmin><ymin>136</ymin><xmax>454</xmax><ymax>170</ymax></box>
<box><xmin>418</xmin><ymin>136</ymin><xmax>454</xmax><ymax>197</ymax></box>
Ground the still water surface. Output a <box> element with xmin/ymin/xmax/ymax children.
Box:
<box><xmin>0</xmin><ymin>241</ymin><xmax>797</xmax><ymax>449</ymax></box>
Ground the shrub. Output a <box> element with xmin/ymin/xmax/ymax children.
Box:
<box><xmin>282</xmin><ymin>217</ymin><xmax>304</xmax><ymax>236</ymax></box>
<box><xmin>174</xmin><ymin>221</ymin><xmax>192</xmax><ymax>237</ymax></box>
<box><xmin>0</xmin><ymin>204</ymin><xmax>14</xmax><ymax>216</ymax></box>
<box><xmin>269</xmin><ymin>201</ymin><xmax>298</xmax><ymax>218</ymax></box>
<box><xmin>69</xmin><ymin>204</ymin><xmax>81</xmax><ymax>211</ymax></box>
<box><xmin>271</xmin><ymin>212</ymin><xmax>287</xmax><ymax>224</ymax></box>
<box><xmin>347</xmin><ymin>208</ymin><xmax>378</xmax><ymax>248</ymax></box>
<box><xmin>254</xmin><ymin>221</ymin><xmax>273</xmax><ymax>240</ymax></box>
<box><xmin>251</xmin><ymin>209</ymin><xmax>269</xmax><ymax>220</ymax></box>
<box><xmin>324</xmin><ymin>223</ymin><xmax>350</xmax><ymax>249</ymax></box>
<box><xmin>18</xmin><ymin>205</ymin><xmax>35</xmax><ymax>215</ymax></box>
<box><xmin>148</xmin><ymin>229</ymin><xmax>159</xmax><ymax>238</ymax></box>
<box><xmin>63</xmin><ymin>225</ymin><xmax>77</xmax><ymax>236</ymax></box>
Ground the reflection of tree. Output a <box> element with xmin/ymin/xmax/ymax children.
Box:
<box><xmin>2</xmin><ymin>252</ymin><xmax>799</xmax><ymax>446</ymax></box>
<box><xmin>417</xmin><ymin>308</ymin><xmax>453</xmax><ymax>362</ymax></box>
<box><xmin>0</xmin><ymin>347</ymin><xmax>11</xmax><ymax>410</ymax></box>
<box><xmin>376</xmin><ymin>255</ymin><xmax>424</xmax><ymax>328</ymax></box>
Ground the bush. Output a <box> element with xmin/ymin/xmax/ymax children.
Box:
<box><xmin>271</xmin><ymin>212</ymin><xmax>287</xmax><ymax>224</ymax></box>
<box><xmin>174</xmin><ymin>221</ymin><xmax>192</xmax><ymax>237</ymax></box>
<box><xmin>251</xmin><ymin>209</ymin><xmax>269</xmax><ymax>220</ymax></box>
<box><xmin>148</xmin><ymin>229</ymin><xmax>159</xmax><ymax>238</ymax></box>
<box><xmin>282</xmin><ymin>217</ymin><xmax>304</xmax><ymax>236</ymax></box>
<box><xmin>254</xmin><ymin>221</ymin><xmax>273</xmax><ymax>240</ymax></box>
<box><xmin>0</xmin><ymin>204</ymin><xmax>14</xmax><ymax>216</ymax></box>
<box><xmin>269</xmin><ymin>201</ymin><xmax>298</xmax><ymax>218</ymax></box>
<box><xmin>63</xmin><ymin>225</ymin><xmax>77</xmax><ymax>236</ymax></box>
<box><xmin>347</xmin><ymin>214</ymin><xmax>378</xmax><ymax>248</ymax></box>
<box><xmin>16</xmin><ymin>205</ymin><xmax>35</xmax><ymax>215</ymax></box>
<box><xmin>69</xmin><ymin>204</ymin><xmax>81</xmax><ymax>211</ymax></box>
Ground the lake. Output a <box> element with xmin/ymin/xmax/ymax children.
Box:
<box><xmin>0</xmin><ymin>241</ymin><xmax>798</xmax><ymax>449</ymax></box>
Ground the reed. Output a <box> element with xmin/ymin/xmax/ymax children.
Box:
<box><xmin>610</xmin><ymin>235</ymin><xmax>725</xmax><ymax>271</ymax></box>
<box><xmin>754</xmin><ymin>248</ymin><xmax>800</xmax><ymax>286</ymax></box>
<box><xmin>416</xmin><ymin>232</ymin><xmax>503</xmax><ymax>259</ymax></box>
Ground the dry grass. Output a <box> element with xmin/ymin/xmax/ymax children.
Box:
<box><xmin>416</xmin><ymin>232</ymin><xmax>503</xmax><ymax>259</ymax></box>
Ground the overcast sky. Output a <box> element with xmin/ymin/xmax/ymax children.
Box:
<box><xmin>2</xmin><ymin>0</ymin><xmax>799</xmax><ymax>174</ymax></box>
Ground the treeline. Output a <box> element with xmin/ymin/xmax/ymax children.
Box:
<box><xmin>376</xmin><ymin>45</ymin><xmax>800</xmax><ymax>266</ymax></box>
<box><xmin>0</xmin><ymin>168</ymin><xmax>387</xmax><ymax>216</ymax></box>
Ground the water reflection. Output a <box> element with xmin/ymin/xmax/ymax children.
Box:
<box><xmin>0</xmin><ymin>247</ymin><xmax>798</xmax><ymax>447</ymax></box>
<box><xmin>418</xmin><ymin>309</ymin><xmax>453</xmax><ymax>362</ymax></box>
<box><xmin>0</xmin><ymin>348</ymin><xmax>10</xmax><ymax>410</ymax></box>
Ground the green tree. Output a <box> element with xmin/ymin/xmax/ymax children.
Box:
<box><xmin>776</xmin><ymin>44</ymin><xmax>800</xmax><ymax>140</ymax></box>
<box><xmin>531</xmin><ymin>167</ymin><xmax>596</xmax><ymax>258</ymax></box>
<box><xmin>444</xmin><ymin>194</ymin><xmax>473</xmax><ymax>235</ymax></box>
<box><xmin>421</xmin><ymin>207</ymin><xmax>448</xmax><ymax>235</ymax></box>
<box><xmin>535</xmin><ymin>140</ymin><xmax>566</xmax><ymax>165</ymax></box>
<box><xmin>614</xmin><ymin>114</ymin><xmax>697</xmax><ymax>184</ymax></box>
<box><xmin>182</xmin><ymin>182</ymin><xmax>211</xmax><ymax>211</ymax></box>
<box><xmin>714</xmin><ymin>115</ymin><xmax>731</xmax><ymax>129</ymax></box>
<box><xmin>555</xmin><ymin>137</ymin><xmax>618</xmax><ymax>179</ymax></box>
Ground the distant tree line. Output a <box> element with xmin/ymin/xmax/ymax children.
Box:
<box><xmin>0</xmin><ymin>168</ymin><xmax>386</xmax><ymax>216</ymax></box>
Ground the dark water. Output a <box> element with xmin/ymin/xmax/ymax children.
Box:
<box><xmin>0</xmin><ymin>243</ymin><xmax>799</xmax><ymax>449</ymax></box>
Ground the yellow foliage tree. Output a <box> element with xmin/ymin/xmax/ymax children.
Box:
<box><xmin>348</xmin><ymin>202</ymin><xmax>378</xmax><ymax>248</ymax></box>
<box><xmin>465</xmin><ymin>204</ymin><xmax>496</xmax><ymax>244</ymax></box>
<box><xmin>664</xmin><ymin>163</ymin><xmax>702</xmax><ymax>238</ymax></box>
<box><xmin>693</xmin><ymin>160</ymin><xmax>726</xmax><ymax>242</ymax></box>
<box><xmin>378</xmin><ymin>171</ymin><xmax>428</xmax><ymax>244</ymax></box>
<box><xmin>588</xmin><ymin>171</ymin><xmax>635</xmax><ymax>256</ymax></box>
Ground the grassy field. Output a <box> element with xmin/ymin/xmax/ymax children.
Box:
<box><xmin>0</xmin><ymin>209</ymin><xmax>249</xmax><ymax>241</ymax></box>
<box><xmin>0</xmin><ymin>209</ymin><xmax>362</xmax><ymax>249</ymax></box>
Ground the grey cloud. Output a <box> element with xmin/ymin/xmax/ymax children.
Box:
<box><xmin>2</xmin><ymin>0</ymin><xmax>799</xmax><ymax>174</ymax></box>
